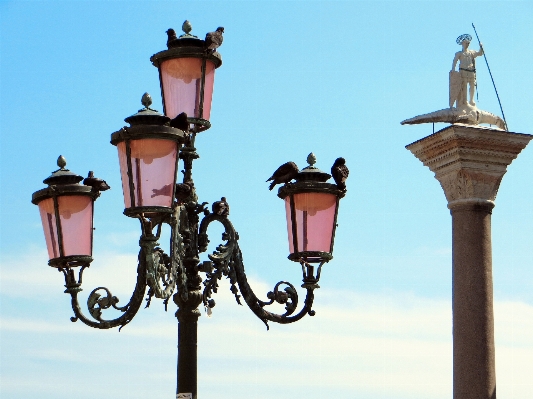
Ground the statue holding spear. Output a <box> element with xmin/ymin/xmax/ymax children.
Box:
<box><xmin>401</xmin><ymin>25</ymin><xmax>507</xmax><ymax>131</ymax></box>
<box><xmin>450</xmin><ymin>34</ymin><xmax>483</xmax><ymax>108</ymax></box>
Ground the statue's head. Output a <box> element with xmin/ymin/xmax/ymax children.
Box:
<box><xmin>456</xmin><ymin>34</ymin><xmax>472</xmax><ymax>47</ymax></box>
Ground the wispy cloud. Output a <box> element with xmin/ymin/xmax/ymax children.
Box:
<box><xmin>1</xmin><ymin>264</ymin><xmax>531</xmax><ymax>399</ymax></box>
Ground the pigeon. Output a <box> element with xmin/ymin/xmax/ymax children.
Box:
<box><xmin>331</xmin><ymin>157</ymin><xmax>349</xmax><ymax>190</ymax></box>
<box><xmin>170</xmin><ymin>112</ymin><xmax>189</xmax><ymax>132</ymax></box>
<box><xmin>205</xmin><ymin>27</ymin><xmax>224</xmax><ymax>52</ymax></box>
<box><xmin>166</xmin><ymin>29</ymin><xmax>177</xmax><ymax>47</ymax></box>
<box><xmin>266</xmin><ymin>162</ymin><xmax>299</xmax><ymax>191</ymax></box>
<box><xmin>83</xmin><ymin>171</ymin><xmax>110</xmax><ymax>192</ymax></box>
<box><xmin>175</xmin><ymin>182</ymin><xmax>193</xmax><ymax>203</ymax></box>
<box><xmin>212</xmin><ymin>197</ymin><xmax>229</xmax><ymax>216</ymax></box>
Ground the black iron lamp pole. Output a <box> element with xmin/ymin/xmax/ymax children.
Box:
<box><xmin>31</xmin><ymin>22</ymin><xmax>347</xmax><ymax>399</ymax></box>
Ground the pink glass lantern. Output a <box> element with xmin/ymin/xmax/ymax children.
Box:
<box><xmin>150</xmin><ymin>25</ymin><xmax>222</xmax><ymax>132</ymax></box>
<box><xmin>32</xmin><ymin>156</ymin><xmax>102</xmax><ymax>267</ymax></box>
<box><xmin>111</xmin><ymin>93</ymin><xmax>187</xmax><ymax>217</ymax></box>
<box><xmin>278</xmin><ymin>155</ymin><xmax>345</xmax><ymax>264</ymax></box>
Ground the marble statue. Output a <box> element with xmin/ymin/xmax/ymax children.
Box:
<box><xmin>450</xmin><ymin>34</ymin><xmax>483</xmax><ymax>107</ymax></box>
<box><xmin>401</xmin><ymin>34</ymin><xmax>506</xmax><ymax>130</ymax></box>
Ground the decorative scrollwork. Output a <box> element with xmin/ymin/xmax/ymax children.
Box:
<box><xmin>261</xmin><ymin>281</ymin><xmax>298</xmax><ymax>316</ymax></box>
<box><xmin>87</xmin><ymin>287</ymin><xmax>126</xmax><ymax>321</ymax></box>
<box><xmin>143</xmin><ymin>240</ymin><xmax>175</xmax><ymax>303</ymax></box>
<box><xmin>198</xmin><ymin>207</ymin><xmax>319</xmax><ymax>329</ymax></box>
<box><xmin>198</xmin><ymin>213</ymin><xmax>240</xmax><ymax>308</ymax></box>
<box><xmin>65</xmin><ymin>246</ymin><xmax>148</xmax><ymax>330</ymax></box>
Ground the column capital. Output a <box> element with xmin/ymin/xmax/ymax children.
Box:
<box><xmin>406</xmin><ymin>125</ymin><xmax>532</xmax><ymax>208</ymax></box>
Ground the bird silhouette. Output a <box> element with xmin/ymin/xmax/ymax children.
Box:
<box><xmin>266</xmin><ymin>162</ymin><xmax>299</xmax><ymax>191</ymax></box>
<box><xmin>331</xmin><ymin>157</ymin><xmax>349</xmax><ymax>190</ymax></box>
<box><xmin>212</xmin><ymin>197</ymin><xmax>229</xmax><ymax>216</ymax></box>
<box><xmin>175</xmin><ymin>183</ymin><xmax>193</xmax><ymax>203</ymax></box>
<box><xmin>83</xmin><ymin>171</ymin><xmax>110</xmax><ymax>192</ymax></box>
<box><xmin>166</xmin><ymin>29</ymin><xmax>177</xmax><ymax>47</ymax></box>
<box><xmin>205</xmin><ymin>27</ymin><xmax>224</xmax><ymax>52</ymax></box>
<box><xmin>170</xmin><ymin>112</ymin><xmax>189</xmax><ymax>132</ymax></box>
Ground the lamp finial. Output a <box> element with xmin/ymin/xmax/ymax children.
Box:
<box><xmin>57</xmin><ymin>155</ymin><xmax>67</xmax><ymax>170</ymax></box>
<box><xmin>182</xmin><ymin>20</ymin><xmax>192</xmax><ymax>35</ymax></box>
<box><xmin>141</xmin><ymin>93</ymin><xmax>152</xmax><ymax>109</ymax></box>
<box><xmin>306</xmin><ymin>153</ymin><xmax>316</xmax><ymax>167</ymax></box>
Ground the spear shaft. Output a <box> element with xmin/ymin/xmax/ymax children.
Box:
<box><xmin>472</xmin><ymin>23</ymin><xmax>508</xmax><ymax>131</ymax></box>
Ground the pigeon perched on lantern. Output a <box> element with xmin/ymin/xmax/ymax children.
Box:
<box><xmin>266</xmin><ymin>162</ymin><xmax>299</xmax><ymax>191</ymax></box>
<box><xmin>170</xmin><ymin>112</ymin><xmax>189</xmax><ymax>132</ymax></box>
<box><xmin>166</xmin><ymin>29</ymin><xmax>177</xmax><ymax>47</ymax></box>
<box><xmin>331</xmin><ymin>157</ymin><xmax>349</xmax><ymax>191</ymax></box>
<box><xmin>205</xmin><ymin>27</ymin><xmax>224</xmax><ymax>53</ymax></box>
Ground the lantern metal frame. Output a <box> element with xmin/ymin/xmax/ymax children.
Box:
<box><xmin>31</xmin><ymin>23</ymin><xmax>347</xmax><ymax>399</ymax></box>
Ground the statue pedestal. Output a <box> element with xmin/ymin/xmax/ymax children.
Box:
<box><xmin>406</xmin><ymin>124</ymin><xmax>532</xmax><ymax>399</ymax></box>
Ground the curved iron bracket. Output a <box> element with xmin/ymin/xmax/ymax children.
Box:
<box><xmin>61</xmin><ymin>247</ymin><xmax>148</xmax><ymax>331</ymax></box>
<box><xmin>198</xmin><ymin>212</ymin><xmax>320</xmax><ymax>330</ymax></box>
<box><xmin>60</xmin><ymin>207</ymin><xmax>187</xmax><ymax>330</ymax></box>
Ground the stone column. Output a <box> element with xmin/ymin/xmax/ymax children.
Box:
<box><xmin>406</xmin><ymin>124</ymin><xmax>531</xmax><ymax>399</ymax></box>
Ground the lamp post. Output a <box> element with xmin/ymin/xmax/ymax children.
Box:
<box><xmin>31</xmin><ymin>22</ymin><xmax>346</xmax><ymax>399</ymax></box>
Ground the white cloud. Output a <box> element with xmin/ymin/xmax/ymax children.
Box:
<box><xmin>1</xmin><ymin>260</ymin><xmax>532</xmax><ymax>399</ymax></box>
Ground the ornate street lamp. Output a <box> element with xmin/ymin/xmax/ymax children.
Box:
<box><xmin>31</xmin><ymin>155</ymin><xmax>106</xmax><ymax>270</ymax></box>
<box><xmin>111</xmin><ymin>92</ymin><xmax>185</xmax><ymax>218</ymax></box>
<box><xmin>31</xmin><ymin>22</ymin><xmax>347</xmax><ymax>399</ymax></box>
<box><xmin>279</xmin><ymin>153</ymin><xmax>343</xmax><ymax>265</ymax></box>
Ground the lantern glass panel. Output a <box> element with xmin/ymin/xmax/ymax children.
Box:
<box><xmin>160</xmin><ymin>58</ymin><xmax>216</xmax><ymax>120</ymax></box>
<box><xmin>38</xmin><ymin>196</ymin><xmax>93</xmax><ymax>259</ymax></box>
<box><xmin>117</xmin><ymin>139</ymin><xmax>178</xmax><ymax>209</ymax></box>
<box><xmin>58</xmin><ymin>196</ymin><xmax>93</xmax><ymax>256</ymax></box>
<box><xmin>38</xmin><ymin>198</ymin><xmax>60</xmax><ymax>259</ymax></box>
<box><xmin>284</xmin><ymin>193</ymin><xmax>337</xmax><ymax>254</ymax></box>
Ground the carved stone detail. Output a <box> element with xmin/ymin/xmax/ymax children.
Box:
<box><xmin>406</xmin><ymin>124</ymin><xmax>532</xmax><ymax>206</ymax></box>
<box><xmin>437</xmin><ymin>169</ymin><xmax>503</xmax><ymax>203</ymax></box>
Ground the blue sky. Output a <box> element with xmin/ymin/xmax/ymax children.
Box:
<box><xmin>1</xmin><ymin>1</ymin><xmax>532</xmax><ymax>398</ymax></box>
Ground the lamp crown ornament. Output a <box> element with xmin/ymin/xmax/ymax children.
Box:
<box><xmin>306</xmin><ymin>152</ymin><xmax>317</xmax><ymax>167</ymax></box>
<box><xmin>57</xmin><ymin>155</ymin><xmax>67</xmax><ymax>169</ymax></box>
<box><xmin>42</xmin><ymin>155</ymin><xmax>84</xmax><ymax>186</ymax></box>
<box><xmin>181</xmin><ymin>20</ymin><xmax>194</xmax><ymax>37</ymax></box>
<box><xmin>123</xmin><ymin>93</ymin><xmax>170</xmax><ymax>126</ymax></box>
<box><xmin>141</xmin><ymin>92</ymin><xmax>152</xmax><ymax>109</ymax></box>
